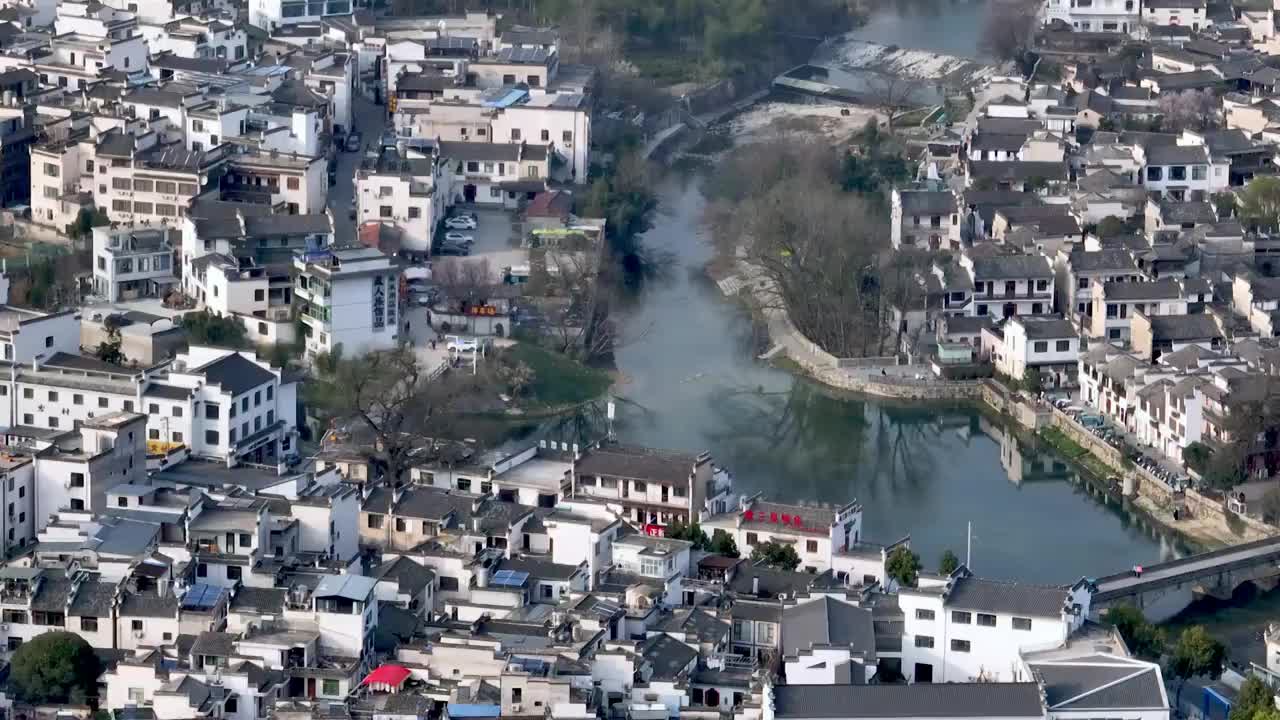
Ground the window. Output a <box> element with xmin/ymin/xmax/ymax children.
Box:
<box><xmin>951</xmin><ymin>611</ymin><xmax>971</xmax><ymax>624</ymax></box>
<box><xmin>21</xmin><ymin>388</ymin><xmax>31</xmax><ymax>399</ymax></box>
<box><xmin>806</xmin><ymin>540</ymin><xmax>818</xmax><ymax>553</ymax></box>
<box><xmin>950</xmin><ymin>639</ymin><xmax>971</xmax><ymax>652</ymax></box>
<box><xmin>20</xmin><ymin>414</ymin><xmax>31</xmax><ymax>425</ymax></box>
<box><xmin>156</xmin><ymin>181</ymin><xmax>176</xmax><ymax>194</ymax></box>
<box><xmin>206</xmin><ymin>404</ymin><xmax>220</xmax><ymax>420</ymax></box>
<box><xmin>915</xmin><ymin>635</ymin><xmax>935</xmax><ymax>648</ymax></box>
<box><xmin>1109</xmin><ymin>328</ymin><xmax>1122</xmax><ymax>339</ymax></box>
<box><xmin>367</xmin><ymin>514</ymin><xmax>384</xmax><ymax>529</ymax></box>
<box><xmin>112</xmin><ymin>177</ymin><xmax>132</xmax><ymax>191</ymax></box>
<box><xmin>380</xmin><ymin>206</ymin><xmax>392</xmax><ymax>218</ymax></box>
<box><xmin>1012</xmin><ymin>617</ymin><xmax>1032</xmax><ymax>630</ymax></box>
<box><xmin>915</xmin><ymin>608</ymin><xmax>935</xmax><ymax>620</ymax></box>
<box><xmin>287</xmin><ymin>177</ymin><xmax>300</xmax><ymax>190</ymax></box>
<box><xmin>746</xmin><ymin>532</ymin><xmax>758</xmax><ymax>545</ymax></box>
<box><xmin>227</xmin><ymin>566</ymin><xmax>242</xmax><ymax>580</ymax></box>
<box><xmin>563</xmin><ymin>131</ymin><xmax>572</xmax><ymax>143</ymax></box>
<box><xmin>205</xmin><ymin>430</ymin><xmax>220</xmax><ymax>445</ymax></box>
<box><xmin>266</xmin><ymin>386</ymin><xmax>273</xmax><ymax>401</ymax></box>
<box><xmin>541</xmin><ymin>129</ymin><xmax>550</xmax><ymax>142</ymax></box>
<box><xmin>99</xmin><ymin>397</ymin><xmax>109</xmax><ymax>408</ymax></box>
<box><xmin>192</xmin><ymin>119</ymin><xmax>204</xmax><ymax>132</ymax></box>
<box><xmin>1033</xmin><ymin>341</ymin><xmax>1048</xmax><ymax>353</ymax></box>
<box><xmin>395</xmin><ymin>518</ymin><xmax>406</xmax><ymax>532</ymax></box>
<box><xmin>322</xmin><ymin>679</ymin><xmax>340</xmax><ymax>696</ymax></box>
<box><xmin>977</xmin><ymin>613</ymin><xmax>996</xmax><ymax>627</ymax></box>
<box><xmin>133</xmin><ymin>179</ymin><xmax>153</xmax><ymax>192</ymax></box>
<box><xmin>242</xmin><ymin>397</ymin><xmax>250</xmax><ymax>412</ymax></box>
<box><xmin>124</xmin><ymin>400</ymin><xmax>133</xmax><ymax>412</ymax></box>
<box><xmin>196</xmin><ymin>563</ymin><xmax>207</xmax><ymax>577</ymax></box>
<box><xmin>70</xmin><ymin>473</ymin><xmax>85</xmax><ymax>488</ymax></box>
<box><xmin>239</xmin><ymin>533</ymin><xmax>252</xmax><ymax>547</ymax></box>
<box><xmin>1056</xmin><ymin>340</ymin><xmax>1070</xmax><ymax>352</ymax></box>
<box><xmin>1170</xmin><ymin>166</ymin><xmax>1186</xmax><ymax>181</ymax></box>
<box><xmin>511</xmin><ymin>129</ymin><xmax>521</xmax><ymax>141</ymax></box>
<box><xmin>131</xmin><ymin>619</ymin><xmax>143</xmax><ymax>631</ymax></box>
<box><xmin>149</xmin><ymin>403</ymin><xmax>159</xmax><ymax>414</ymax></box>
<box><xmin>225</xmin><ymin>698</ymin><xmax>238</xmax><ymax>714</ymax></box>
<box><xmin>1147</xmin><ymin>166</ymin><xmax>1163</xmax><ymax>182</ymax></box>
<box><xmin>81</xmin><ymin>617</ymin><xmax>98</xmax><ymax>632</ymax></box>
<box><xmin>179</xmin><ymin>183</ymin><xmax>197</xmax><ymax>195</ymax></box>
<box><xmin>149</xmin><ymin>429</ymin><xmax>160</xmax><ymax>440</ymax></box>
<box><xmin>172</xmin><ymin>431</ymin><xmax>183</xmax><ymax>442</ymax></box>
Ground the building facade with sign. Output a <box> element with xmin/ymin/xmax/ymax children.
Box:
<box><xmin>702</xmin><ymin>494</ymin><xmax>864</xmax><ymax>574</ymax></box>
<box><xmin>294</xmin><ymin>247</ymin><xmax>401</xmax><ymax>362</ymax></box>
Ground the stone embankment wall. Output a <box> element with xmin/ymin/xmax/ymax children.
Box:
<box><xmin>770</xmin><ymin>300</ymin><xmax>1274</xmax><ymax>544</ymax></box>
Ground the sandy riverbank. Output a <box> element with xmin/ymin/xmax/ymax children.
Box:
<box><xmin>813</xmin><ymin>36</ymin><xmax>997</xmax><ymax>86</ymax></box>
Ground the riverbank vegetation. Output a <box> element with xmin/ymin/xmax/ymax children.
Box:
<box><xmin>1103</xmin><ymin>605</ymin><xmax>1225</xmax><ymax>709</ymax></box>
<box><xmin>703</xmin><ymin>132</ymin><xmax>922</xmax><ymax>358</ymax></box>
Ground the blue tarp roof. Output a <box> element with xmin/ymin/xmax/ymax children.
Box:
<box><xmin>449</xmin><ymin>705</ymin><xmax>501</xmax><ymax>718</ymax></box>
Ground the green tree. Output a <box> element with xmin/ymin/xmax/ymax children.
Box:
<box><xmin>1229</xmin><ymin>676</ymin><xmax>1276</xmax><ymax>720</ymax></box>
<box><xmin>939</xmin><ymin>549</ymin><xmax>961</xmax><ymax>575</ymax></box>
<box><xmin>1262</xmin><ymin>486</ymin><xmax>1280</xmax><ymax>525</ymax></box>
<box><xmin>1095</xmin><ymin>215</ymin><xmax>1129</xmax><ymax>239</ymax></box>
<box><xmin>1240</xmin><ymin>176</ymin><xmax>1280</xmax><ymax>231</ymax></box>
<box><xmin>65</xmin><ymin>208</ymin><xmax>109</xmax><ymax>241</ymax></box>
<box><xmin>1212</xmin><ymin>191</ymin><xmax>1238</xmax><ymax>219</ymax></box>
<box><xmin>1103</xmin><ymin>605</ymin><xmax>1165</xmax><ymax>660</ymax></box>
<box><xmin>94</xmin><ymin>314</ymin><xmax>126</xmax><ymax>365</ymax></box>
<box><xmin>709</xmin><ymin>529</ymin><xmax>739</xmax><ymax>558</ymax></box>
<box><xmin>1169</xmin><ymin>626</ymin><xmax>1227</xmax><ymax>708</ymax></box>
<box><xmin>180</xmin><ymin>310</ymin><xmax>248</xmax><ymax>348</ymax></box>
<box><xmin>1182</xmin><ymin>441</ymin><xmax>1213</xmax><ymax>474</ymax></box>
<box><xmin>751</xmin><ymin>540</ymin><xmax>801</xmax><ymax>571</ymax></box>
<box><xmin>664</xmin><ymin>520</ymin><xmax>710</xmax><ymax>549</ymax></box>
<box><xmin>886</xmin><ymin>545</ymin><xmax>923</xmax><ymax>588</ymax></box>
<box><xmin>1021</xmin><ymin>367</ymin><xmax>1043</xmax><ymax>394</ymax></box>
<box><xmin>9</xmin><ymin>631</ymin><xmax>102</xmax><ymax>704</ymax></box>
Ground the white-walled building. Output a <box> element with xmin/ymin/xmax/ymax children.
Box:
<box><xmin>293</xmin><ymin>246</ymin><xmax>401</xmax><ymax>362</ymax></box>
<box><xmin>702</xmin><ymin>495</ymin><xmax>862</xmax><ymax>575</ymax></box>
<box><xmin>897</xmin><ymin>569</ymin><xmax>1087</xmax><ymax>684</ymax></box>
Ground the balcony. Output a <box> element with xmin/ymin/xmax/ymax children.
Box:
<box><xmin>975</xmin><ymin>286</ymin><xmax>1053</xmax><ymax>300</ymax></box>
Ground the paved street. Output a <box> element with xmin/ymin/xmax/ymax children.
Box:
<box><xmin>328</xmin><ymin>93</ymin><xmax>388</xmax><ymax>244</ymax></box>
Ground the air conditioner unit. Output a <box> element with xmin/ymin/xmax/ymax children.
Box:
<box><xmin>510</xmin><ymin>705</ymin><xmax>521</xmax><ymax>713</ymax></box>
<box><xmin>133</xmin><ymin>630</ymin><xmax>144</xmax><ymax>639</ymax></box>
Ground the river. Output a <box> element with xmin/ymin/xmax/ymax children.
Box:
<box><xmin>604</xmin><ymin>4</ymin><xmax>1200</xmax><ymax>587</ymax></box>
<box><xmin>608</xmin><ymin>170</ymin><xmax>1191</xmax><ymax>586</ymax></box>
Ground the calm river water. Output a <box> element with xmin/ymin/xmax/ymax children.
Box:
<box><xmin>608</xmin><ymin>171</ymin><xmax>1191</xmax><ymax>586</ymax></box>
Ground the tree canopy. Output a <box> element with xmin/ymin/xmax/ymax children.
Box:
<box><xmin>886</xmin><ymin>545</ymin><xmax>923</xmax><ymax>588</ymax></box>
<box><xmin>1169</xmin><ymin>626</ymin><xmax>1227</xmax><ymax>708</ymax></box>
<box><xmin>1229</xmin><ymin>677</ymin><xmax>1277</xmax><ymax>720</ymax></box>
<box><xmin>939</xmin><ymin>549</ymin><xmax>961</xmax><ymax>576</ymax></box>
<box><xmin>9</xmin><ymin>631</ymin><xmax>102</xmax><ymax>705</ymax></box>
<box><xmin>664</xmin><ymin>520</ymin><xmax>710</xmax><ymax>549</ymax></box>
<box><xmin>750</xmin><ymin>540</ymin><xmax>800</xmax><ymax>571</ymax></box>
<box><xmin>1241</xmin><ymin>176</ymin><xmax>1280</xmax><ymax>232</ymax></box>
<box><xmin>180</xmin><ymin>310</ymin><xmax>248</xmax><ymax>349</ymax></box>
<box><xmin>1103</xmin><ymin>605</ymin><xmax>1165</xmax><ymax>661</ymax></box>
<box><xmin>710</xmin><ymin>529</ymin><xmax>740</xmax><ymax>558</ymax></box>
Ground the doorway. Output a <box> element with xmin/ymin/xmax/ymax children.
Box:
<box><xmin>914</xmin><ymin>663</ymin><xmax>933</xmax><ymax>683</ymax></box>
<box><xmin>463</xmin><ymin>184</ymin><xmax>477</xmax><ymax>203</ymax></box>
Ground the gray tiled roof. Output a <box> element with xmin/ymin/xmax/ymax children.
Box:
<box><xmin>638</xmin><ymin>632</ymin><xmax>697</xmax><ymax>681</ymax></box>
<box><xmin>771</xmin><ymin>682</ymin><xmax>1045</xmax><ymax>718</ymax></box>
<box><xmin>1032</xmin><ymin>658</ymin><xmax>1166</xmax><ymax>710</ymax></box>
<box><xmin>781</xmin><ymin>595</ymin><xmax>874</xmax><ymax>657</ymax></box>
<box><xmin>70</xmin><ymin>580</ymin><xmax>118</xmax><ymax>618</ymax></box>
<box><xmin>1071</xmin><ymin>249</ymin><xmax>1139</xmax><ymax>274</ymax></box>
<box><xmin>120</xmin><ymin>591</ymin><xmax>179</xmax><ymax>618</ymax></box>
<box><xmin>971</xmin><ymin>254</ymin><xmax>1053</xmax><ymax>279</ymax></box>
<box><xmin>1101</xmin><ymin>278</ymin><xmax>1185</xmax><ymax>301</ymax></box>
<box><xmin>196</xmin><ymin>353</ymin><xmax>275</xmax><ymax>396</ymax></box>
<box><xmin>574</xmin><ymin>443</ymin><xmax>700</xmax><ymax>484</ymax></box>
<box><xmin>944</xmin><ymin>574</ymin><xmax>1068</xmax><ymax>617</ymax></box>
<box><xmin>1148</xmin><ymin>313</ymin><xmax>1222</xmax><ymax>341</ymax></box>
<box><xmin>898</xmin><ymin>190</ymin><xmax>957</xmax><ymax>216</ymax></box>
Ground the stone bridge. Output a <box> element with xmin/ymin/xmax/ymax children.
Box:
<box><xmin>1090</xmin><ymin>536</ymin><xmax>1280</xmax><ymax>622</ymax></box>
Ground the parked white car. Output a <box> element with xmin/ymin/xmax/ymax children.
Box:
<box><xmin>445</xmin><ymin>216</ymin><xmax>478</xmax><ymax>230</ymax></box>
<box><xmin>444</xmin><ymin>232</ymin><xmax>475</xmax><ymax>244</ymax></box>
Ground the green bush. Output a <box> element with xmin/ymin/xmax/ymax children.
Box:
<box><xmin>9</xmin><ymin>631</ymin><xmax>102</xmax><ymax>705</ymax></box>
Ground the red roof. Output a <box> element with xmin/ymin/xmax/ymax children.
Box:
<box><xmin>362</xmin><ymin>664</ymin><xmax>411</xmax><ymax>687</ymax></box>
<box><xmin>526</xmin><ymin>190</ymin><xmax>573</xmax><ymax>218</ymax></box>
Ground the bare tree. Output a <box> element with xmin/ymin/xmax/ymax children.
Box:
<box><xmin>1158</xmin><ymin>89</ymin><xmax>1218</xmax><ymax>132</ymax></box>
<box><xmin>533</xmin><ymin>252</ymin><xmax>618</xmax><ymax>362</ymax></box>
<box><xmin>307</xmin><ymin>348</ymin><xmax>481</xmax><ymax>483</ymax></box>
<box><xmin>863</xmin><ymin>72</ymin><xmax>921</xmax><ymax>134</ymax></box>
<box><xmin>433</xmin><ymin>258</ymin><xmax>495</xmax><ymax>309</ymax></box>
<box><xmin>979</xmin><ymin>0</ymin><xmax>1039</xmax><ymax>65</ymax></box>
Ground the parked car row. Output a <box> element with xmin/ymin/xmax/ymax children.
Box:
<box><xmin>1057</xmin><ymin>401</ymin><xmax>1195</xmax><ymax>491</ymax></box>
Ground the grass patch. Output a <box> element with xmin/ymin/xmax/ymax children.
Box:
<box><xmin>504</xmin><ymin>342</ymin><xmax>612</xmax><ymax>408</ymax></box>
<box><xmin>1039</xmin><ymin>426</ymin><xmax>1118</xmax><ymax>480</ymax></box>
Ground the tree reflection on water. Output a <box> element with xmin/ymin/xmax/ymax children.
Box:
<box><xmin>702</xmin><ymin>379</ymin><xmax>955</xmax><ymax>502</ymax></box>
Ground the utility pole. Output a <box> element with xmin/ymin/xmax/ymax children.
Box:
<box><xmin>966</xmin><ymin>521</ymin><xmax>972</xmax><ymax>570</ymax></box>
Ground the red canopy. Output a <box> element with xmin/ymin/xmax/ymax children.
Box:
<box><xmin>362</xmin><ymin>664</ymin><xmax>411</xmax><ymax>688</ymax></box>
